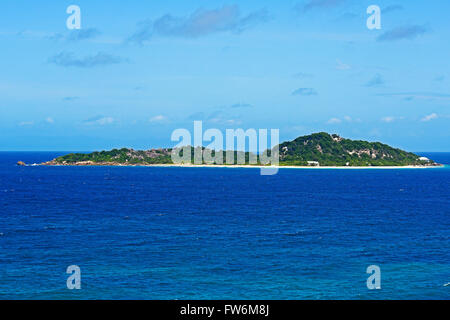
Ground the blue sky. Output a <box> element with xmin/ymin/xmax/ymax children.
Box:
<box><xmin>0</xmin><ymin>0</ymin><xmax>449</xmax><ymax>151</ymax></box>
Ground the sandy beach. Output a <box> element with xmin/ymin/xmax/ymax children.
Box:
<box><xmin>141</xmin><ymin>164</ymin><xmax>445</xmax><ymax>169</ymax></box>
<box><xmin>39</xmin><ymin>162</ymin><xmax>445</xmax><ymax>169</ymax></box>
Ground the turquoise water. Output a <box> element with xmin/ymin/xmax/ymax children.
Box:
<box><xmin>0</xmin><ymin>152</ymin><xmax>449</xmax><ymax>299</ymax></box>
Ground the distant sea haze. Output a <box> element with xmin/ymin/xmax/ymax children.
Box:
<box><xmin>0</xmin><ymin>152</ymin><xmax>449</xmax><ymax>299</ymax></box>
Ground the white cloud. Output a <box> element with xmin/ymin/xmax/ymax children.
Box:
<box><xmin>327</xmin><ymin>116</ymin><xmax>360</xmax><ymax>124</ymax></box>
<box><xmin>126</xmin><ymin>5</ymin><xmax>270</xmax><ymax>44</ymax></box>
<box><xmin>83</xmin><ymin>116</ymin><xmax>114</xmax><ymax>125</ymax></box>
<box><xmin>421</xmin><ymin>113</ymin><xmax>438</xmax><ymax>122</ymax></box>
<box><xmin>45</xmin><ymin>117</ymin><xmax>54</xmax><ymax>124</ymax></box>
<box><xmin>327</xmin><ymin>118</ymin><xmax>342</xmax><ymax>124</ymax></box>
<box><xmin>149</xmin><ymin>115</ymin><xmax>167</xmax><ymax>123</ymax></box>
<box><xmin>97</xmin><ymin>117</ymin><xmax>114</xmax><ymax>125</ymax></box>
<box><xmin>19</xmin><ymin>121</ymin><xmax>34</xmax><ymax>126</ymax></box>
<box><xmin>381</xmin><ymin>116</ymin><xmax>395</xmax><ymax>123</ymax></box>
<box><xmin>224</xmin><ymin>119</ymin><xmax>242</xmax><ymax>125</ymax></box>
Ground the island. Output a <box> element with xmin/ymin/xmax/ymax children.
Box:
<box><xmin>32</xmin><ymin>133</ymin><xmax>442</xmax><ymax>168</ymax></box>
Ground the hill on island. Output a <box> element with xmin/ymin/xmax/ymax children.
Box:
<box><xmin>278</xmin><ymin>132</ymin><xmax>432</xmax><ymax>166</ymax></box>
<box><xmin>41</xmin><ymin>132</ymin><xmax>437</xmax><ymax>167</ymax></box>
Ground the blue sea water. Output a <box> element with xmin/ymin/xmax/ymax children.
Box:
<box><xmin>0</xmin><ymin>152</ymin><xmax>449</xmax><ymax>300</ymax></box>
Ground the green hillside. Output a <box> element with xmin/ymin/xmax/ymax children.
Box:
<box><xmin>278</xmin><ymin>132</ymin><xmax>431</xmax><ymax>166</ymax></box>
<box><xmin>45</xmin><ymin>132</ymin><xmax>436</xmax><ymax>167</ymax></box>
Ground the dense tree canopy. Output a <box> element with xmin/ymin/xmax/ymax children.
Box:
<box><xmin>52</xmin><ymin>132</ymin><xmax>434</xmax><ymax>167</ymax></box>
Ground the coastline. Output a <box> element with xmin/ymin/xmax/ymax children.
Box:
<box><xmin>36</xmin><ymin>161</ymin><xmax>445</xmax><ymax>169</ymax></box>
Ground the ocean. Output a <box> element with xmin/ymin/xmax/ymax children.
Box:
<box><xmin>0</xmin><ymin>152</ymin><xmax>449</xmax><ymax>299</ymax></box>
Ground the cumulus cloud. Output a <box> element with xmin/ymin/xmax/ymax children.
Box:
<box><xmin>327</xmin><ymin>116</ymin><xmax>359</xmax><ymax>124</ymax></box>
<box><xmin>19</xmin><ymin>121</ymin><xmax>34</xmax><ymax>126</ymax></box>
<box><xmin>292</xmin><ymin>88</ymin><xmax>318</xmax><ymax>96</ymax></box>
<box><xmin>234</xmin><ymin>8</ymin><xmax>271</xmax><ymax>33</ymax></box>
<box><xmin>365</xmin><ymin>74</ymin><xmax>385</xmax><ymax>87</ymax></box>
<box><xmin>327</xmin><ymin>118</ymin><xmax>342</xmax><ymax>124</ymax></box>
<box><xmin>343</xmin><ymin>116</ymin><xmax>353</xmax><ymax>122</ymax></box>
<box><xmin>377</xmin><ymin>25</ymin><xmax>428</xmax><ymax>42</ymax></box>
<box><xmin>49</xmin><ymin>52</ymin><xmax>126</xmax><ymax>68</ymax></box>
<box><xmin>149</xmin><ymin>115</ymin><xmax>168</xmax><ymax>123</ymax></box>
<box><xmin>381</xmin><ymin>116</ymin><xmax>395</xmax><ymax>123</ymax></box>
<box><xmin>207</xmin><ymin>110</ymin><xmax>242</xmax><ymax>125</ymax></box>
<box><xmin>126</xmin><ymin>5</ymin><xmax>270</xmax><ymax>44</ymax></box>
<box><xmin>187</xmin><ymin>110</ymin><xmax>241</xmax><ymax>125</ymax></box>
<box><xmin>381</xmin><ymin>116</ymin><xmax>404</xmax><ymax>123</ymax></box>
<box><xmin>421</xmin><ymin>113</ymin><xmax>438</xmax><ymax>122</ymax></box>
<box><xmin>83</xmin><ymin>116</ymin><xmax>114</xmax><ymax>125</ymax></box>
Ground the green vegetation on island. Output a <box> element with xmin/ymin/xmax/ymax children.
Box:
<box><xmin>277</xmin><ymin>132</ymin><xmax>433</xmax><ymax>166</ymax></box>
<box><xmin>42</xmin><ymin>132</ymin><xmax>438</xmax><ymax>167</ymax></box>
